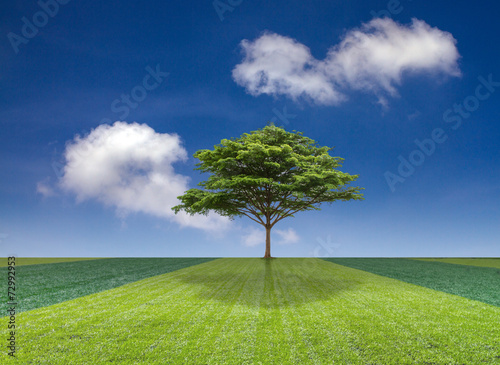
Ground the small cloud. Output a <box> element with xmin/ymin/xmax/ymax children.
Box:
<box><xmin>376</xmin><ymin>96</ymin><xmax>389</xmax><ymax>110</ymax></box>
<box><xmin>241</xmin><ymin>227</ymin><xmax>299</xmax><ymax>247</ymax></box>
<box><xmin>408</xmin><ymin>111</ymin><xmax>421</xmax><ymax>121</ymax></box>
<box><xmin>36</xmin><ymin>178</ymin><xmax>57</xmax><ymax>197</ymax></box>
<box><xmin>242</xmin><ymin>227</ymin><xmax>264</xmax><ymax>247</ymax></box>
<box><xmin>275</xmin><ymin>228</ymin><xmax>299</xmax><ymax>245</ymax></box>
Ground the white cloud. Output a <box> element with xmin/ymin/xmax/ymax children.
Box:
<box><xmin>232</xmin><ymin>33</ymin><xmax>344</xmax><ymax>105</ymax></box>
<box><xmin>60</xmin><ymin>121</ymin><xmax>229</xmax><ymax>231</ymax></box>
<box><xmin>323</xmin><ymin>18</ymin><xmax>461</xmax><ymax>95</ymax></box>
<box><xmin>241</xmin><ymin>226</ymin><xmax>299</xmax><ymax>247</ymax></box>
<box><xmin>242</xmin><ymin>227</ymin><xmax>264</xmax><ymax>247</ymax></box>
<box><xmin>275</xmin><ymin>228</ymin><xmax>300</xmax><ymax>245</ymax></box>
<box><xmin>233</xmin><ymin>18</ymin><xmax>460</xmax><ymax>106</ymax></box>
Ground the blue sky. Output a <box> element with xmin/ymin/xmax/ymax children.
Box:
<box><xmin>1</xmin><ymin>0</ymin><xmax>499</xmax><ymax>257</ymax></box>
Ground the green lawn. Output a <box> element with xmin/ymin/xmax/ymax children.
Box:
<box><xmin>413</xmin><ymin>257</ymin><xmax>500</xmax><ymax>269</ymax></box>
<box><xmin>2</xmin><ymin>258</ymin><xmax>499</xmax><ymax>364</ymax></box>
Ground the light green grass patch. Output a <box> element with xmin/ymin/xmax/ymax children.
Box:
<box><xmin>0</xmin><ymin>257</ymin><xmax>105</xmax><ymax>267</ymax></box>
<box><xmin>413</xmin><ymin>257</ymin><xmax>500</xmax><ymax>269</ymax></box>
<box><xmin>1</xmin><ymin>258</ymin><xmax>499</xmax><ymax>364</ymax></box>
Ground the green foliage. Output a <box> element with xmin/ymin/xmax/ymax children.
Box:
<box><xmin>172</xmin><ymin>125</ymin><xmax>364</xmax><ymax>227</ymax></box>
<box><xmin>3</xmin><ymin>258</ymin><xmax>499</xmax><ymax>364</ymax></box>
<box><xmin>323</xmin><ymin>258</ymin><xmax>500</xmax><ymax>307</ymax></box>
<box><xmin>0</xmin><ymin>257</ymin><xmax>217</xmax><ymax>313</ymax></box>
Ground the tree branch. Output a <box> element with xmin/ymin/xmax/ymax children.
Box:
<box><xmin>235</xmin><ymin>208</ymin><xmax>265</xmax><ymax>225</ymax></box>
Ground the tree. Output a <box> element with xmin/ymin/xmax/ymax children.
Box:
<box><xmin>172</xmin><ymin>125</ymin><xmax>364</xmax><ymax>258</ymax></box>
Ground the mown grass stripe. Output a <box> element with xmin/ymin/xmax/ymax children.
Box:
<box><xmin>173</xmin><ymin>260</ymin><xmax>255</xmax><ymax>363</ymax></box>
<box><xmin>273</xmin><ymin>260</ymin><xmax>319</xmax><ymax>364</ymax></box>
<box><xmin>252</xmin><ymin>261</ymin><xmax>285</xmax><ymax>364</ymax></box>
<box><xmin>152</xmin><ymin>259</ymin><xmax>253</xmax><ymax>364</ymax></box>
<box><xmin>206</xmin><ymin>260</ymin><xmax>262</xmax><ymax>364</ymax></box>
<box><xmin>284</xmin><ymin>259</ymin><xmax>365</xmax><ymax>364</ymax></box>
<box><xmin>323</xmin><ymin>257</ymin><xmax>500</xmax><ymax>307</ymax></box>
<box><xmin>287</xmin><ymin>259</ymin><xmax>382</xmax><ymax>364</ymax></box>
<box><xmin>127</xmin><ymin>259</ymin><xmax>237</xmax><ymax>363</ymax></box>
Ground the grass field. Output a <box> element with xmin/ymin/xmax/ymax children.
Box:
<box><xmin>413</xmin><ymin>258</ymin><xmax>500</xmax><ymax>269</ymax></box>
<box><xmin>324</xmin><ymin>258</ymin><xmax>500</xmax><ymax>307</ymax></box>
<box><xmin>0</xmin><ymin>257</ymin><xmax>104</xmax><ymax>267</ymax></box>
<box><xmin>0</xmin><ymin>258</ymin><xmax>217</xmax><ymax>313</ymax></box>
<box><xmin>2</xmin><ymin>258</ymin><xmax>499</xmax><ymax>364</ymax></box>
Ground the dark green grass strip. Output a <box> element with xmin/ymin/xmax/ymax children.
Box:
<box><xmin>0</xmin><ymin>257</ymin><xmax>106</xmax><ymax>267</ymax></box>
<box><xmin>0</xmin><ymin>257</ymin><xmax>218</xmax><ymax>314</ymax></box>
<box><xmin>413</xmin><ymin>257</ymin><xmax>500</xmax><ymax>269</ymax></box>
<box><xmin>322</xmin><ymin>258</ymin><xmax>500</xmax><ymax>307</ymax></box>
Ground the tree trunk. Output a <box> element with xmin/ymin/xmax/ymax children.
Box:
<box><xmin>264</xmin><ymin>225</ymin><xmax>272</xmax><ymax>258</ymax></box>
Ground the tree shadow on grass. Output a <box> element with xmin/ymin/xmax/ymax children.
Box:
<box><xmin>174</xmin><ymin>258</ymin><xmax>360</xmax><ymax>308</ymax></box>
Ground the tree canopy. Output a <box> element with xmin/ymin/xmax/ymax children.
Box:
<box><xmin>172</xmin><ymin>125</ymin><xmax>364</xmax><ymax>258</ymax></box>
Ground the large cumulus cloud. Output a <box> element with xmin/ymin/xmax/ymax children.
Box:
<box><xmin>60</xmin><ymin>121</ymin><xmax>229</xmax><ymax>231</ymax></box>
<box><xmin>232</xmin><ymin>18</ymin><xmax>460</xmax><ymax>106</ymax></box>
